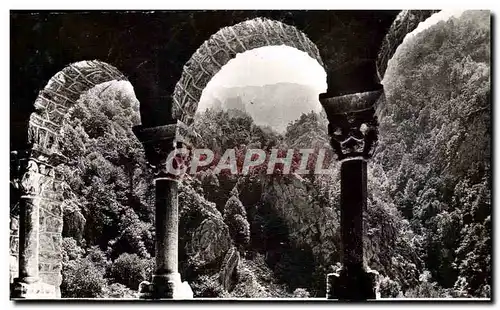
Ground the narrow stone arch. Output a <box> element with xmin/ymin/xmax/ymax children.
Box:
<box><xmin>28</xmin><ymin>60</ymin><xmax>128</xmax><ymax>154</ymax></box>
<box><xmin>11</xmin><ymin>59</ymin><xmax>131</xmax><ymax>298</ymax></box>
<box><xmin>172</xmin><ymin>17</ymin><xmax>324</xmax><ymax>126</ymax></box>
<box><xmin>376</xmin><ymin>10</ymin><xmax>439</xmax><ymax>80</ymax></box>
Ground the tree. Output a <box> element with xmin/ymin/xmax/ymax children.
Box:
<box><xmin>61</xmin><ymin>257</ymin><xmax>107</xmax><ymax>298</ymax></box>
<box><xmin>109</xmin><ymin>253</ymin><xmax>154</xmax><ymax>290</ymax></box>
<box><xmin>223</xmin><ymin>187</ymin><xmax>250</xmax><ymax>249</ymax></box>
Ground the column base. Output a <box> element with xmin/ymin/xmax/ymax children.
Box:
<box><xmin>326</xmin><ymin>267</ymin><xmax>379</xmax><ymax>300</ymax></box>
<box><xmin>11</xmin><ymin>277</ymin><xmax>57</xmax><ymax>299</ymax></box>
<box><xmin>138</xmin><ymin>273</ymin><xmax>193</xmax><ymax>299</ymax></box>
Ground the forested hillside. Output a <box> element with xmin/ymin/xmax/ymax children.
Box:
<box><xmin>374</xmin><ymin>10</ymin><xmax>491</xmax><ymax>297</ymax></box>
<box><xmin>56</xmin><ymin>82</ymin><xmax>155</xmax><ymax>298</ymax></box>
<box><xmin>42</xmin><ymin>10</ymin><xmax>489</xmax><ymax>298</ymax></box>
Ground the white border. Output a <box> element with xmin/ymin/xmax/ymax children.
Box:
<box><xmin>0</xmin><ymin>0</ymin><xmax>498</xmax><ymax>10</ymax></box>
<box><xmin>2</xmin><ymin>1</ymin><xmax>498</xmax><ymax>310</ymax></box>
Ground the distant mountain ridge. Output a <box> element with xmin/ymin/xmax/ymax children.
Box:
<box><xmin>203</xmin><ymin>82</ymin><xmax>323</xmax><ymax>133</ymax></box>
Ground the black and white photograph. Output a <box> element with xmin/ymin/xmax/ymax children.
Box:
<box><xmin>8</xmin><ymin>8</ymin><xmax>492</xmax><ymax>302</ymax></box>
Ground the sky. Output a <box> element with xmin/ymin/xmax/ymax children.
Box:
<box><xmin>204</xmin><ymin>45</ymin><xmax>327</xmax><ymax>90</ymax></box>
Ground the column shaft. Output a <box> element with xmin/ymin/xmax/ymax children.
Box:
<box><xmin>320</xmin><ymin>87</ymin><xmax>382</xmax><ymax>300</ymax></box>
<box><xmin>12</xmin><ymin>156</ymin><xmax>60</xmax><ymax>298</ymax></box>
<box><xmin>18</xmin><ymin>196</ymin><xmax>40</xmax><ymax>282</ymax></box>
<box><xmin>155</xmin><ymin>179</ymin><xmax>179</xmax><ymax>275</ymax></box>
<box><xmin>133</xmin><ymin>122</ymin><xmax>193</xmax><ymax>299</ymax></box>
<box><xmin>340</xmin><ymin>159</ymin><xmax>367</xmax><ymax>270</ymax></box>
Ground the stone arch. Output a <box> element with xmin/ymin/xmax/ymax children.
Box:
<box><xmin>376</xmin><ymin>10</ymin><xmax>439</xmax><ymax>80</ymax></box>
<box><xmin>172</xmin><ymin>17</ymin><xmax>324</xmax><ymax>126</ymax></box>
<box><xmin>11</xmin><ymin>60</ymin><xmax>131</xmax><ymax>298</ymax></box>
<box><xmin>28</xmin><ymin>60</ymin><xmax>128</xmax><ymax>154</ymax></box>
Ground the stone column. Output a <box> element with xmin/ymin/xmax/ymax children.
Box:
<box><xmin>133</xmin><ymin>121</ymin><xmax>193</xmax><ymax>299</ymax></box>
<box><xmin>155</xmin><ymin>179</ymin><xmax>180</xmax><ymax>283</ymax></box>
<box><xmin>320</xmin><ymin>86</ymin><xmax>383</xmax><ymax>301</ymax></box>
<box><xmin>11</xmin><ymin>149</ymin><xmax>64</xmax><ymax>299</ymax></box>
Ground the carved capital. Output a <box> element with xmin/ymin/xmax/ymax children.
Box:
<box><xmin>319</xmin><ymin>87</ymin><xmax>383</xmax><ymax>161</ymax></box>
<box><xmin>12</xmin><ymin>148</ymin><xmax>65</xmax><ymax>197</ymax></box>
<box><xmin>19</xmin><ymin>160</ymin><xmax>43</xmax><ymax>196</ymax></box>
<box><xmin>133</xmin><ymin>120</ymin><xmax>192</xmax><ymax>181</ymax></box>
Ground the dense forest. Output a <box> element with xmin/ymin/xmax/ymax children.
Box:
<box><xmin>37</xmin><ymin>11</ymin><xmax>490</xmax><ymax>298</ymax></box>
<box><xmin>375</xmin><ymin>10</ymin><xmax>491</xmax><ymax>297</ymax></box>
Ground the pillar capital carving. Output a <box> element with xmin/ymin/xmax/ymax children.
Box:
<box><xmin>133</xmin><ymin>120</ymin><xmax>194</xmax><ymax>181</ymax></box>
<box><xmin>12</xmin><ymin>148</ymin><xmax>66</xmax><ymax>197</ymax></box>
<box><xmin>319</xmin><ymin>86</ymin><xmax>384</xmax><ymax>161</ymax></box>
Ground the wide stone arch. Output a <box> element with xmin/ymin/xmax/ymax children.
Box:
<box><xmin>28</xmin><ymin>60</ymin><xmax>129</xmax><ymax>154</ymax></box>
<box><xmin>172</xmin><ymin>17</ymin><xmax>324</xmax><ymax>126</ymax></box>
<box><xmin>376</xmin><ymin>10</ymin><xmax>439</xmax><ymax>81</ymax></box>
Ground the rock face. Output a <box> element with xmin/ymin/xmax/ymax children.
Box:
<box><xmin>262</xmin><ymin>172</ymin><xmax>417</xmax><ymax>287</ymax></box>
<box><xmin>188</xmin><ymin>218</ymin><xmax>232</xmax><ymax>268</ymax></box>
<box><xmin>219</xmin><ymin>246</ymin><xmax>240</xmax><ymax>291</ymax></box>
<box><xmin>262</xmin><ymin>175</ymin><xmax>341</xmax><ymax>266</ymax></box>
<box><xmin>179</xmin><ymin>178</ymin><xmax>233</xmax><ymax>271</ymax></box>
<box><xmin>62</xmin><ymin>208</ymin><xmax>86</xmax><ymax>243</ymax></box>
